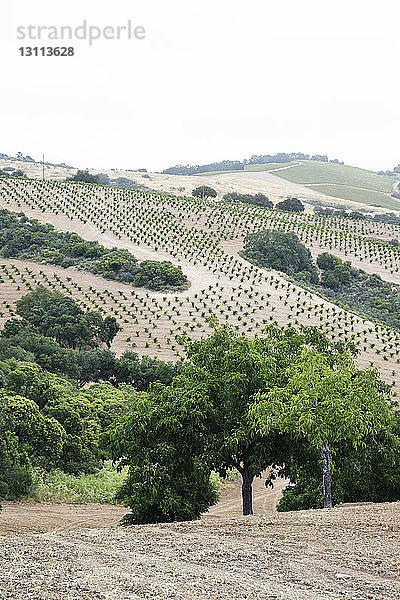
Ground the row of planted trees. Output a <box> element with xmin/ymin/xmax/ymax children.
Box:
<box><xmin>2</xmin><ymin>178</ymin><xmax>400</xmax><ymax>280</ymax></box>
<box><xmin>104</xmin><ymin>325</ymin><xmax>400</xmax><ymax>523</ymax></box>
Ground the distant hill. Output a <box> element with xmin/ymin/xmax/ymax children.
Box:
<box><xmin>162</xmin><ymin>152</ymin><xmax>337</xmax><ymax>175</ymax></box>
<box><xmin>248</xmin><ymin>160</ymin><xmax>399</xmax><ymax>211</ymax></box>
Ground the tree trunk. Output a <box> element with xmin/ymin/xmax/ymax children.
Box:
<box><xmin>241</xmin><ymin>469</ymin><xmax>254</xmax><ymax>516</ymax></box>
<box><xmin>322</xmin><ymin>442</ymin><xmax>332</xmax><ymax>508</ymax></box>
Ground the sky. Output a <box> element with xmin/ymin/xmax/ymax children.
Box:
<box><xmin>1</xmin><ymin>0</ymin><xmax>399</xmax><ymax>172</ymax></box>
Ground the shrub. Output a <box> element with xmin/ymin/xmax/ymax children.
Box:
<box><xmin>243</xmin><ymin>230</ymin><xmax>318</xmax><ymax>281</ymax></box>
<box><xmin>276</xmin><ymin>197</ymin><xmax>305</xmax><ymax>212</ymax></box>
<box><xmin>133</xmin><ymin>260</ymin><xmax>187</xmax><ymax>291</ymax></box>
<box><xmin>223</xmin><ymin>192</ymin><xmax>273</xmax><ymax>208</ymax></box>
<box><xmin>67</xmin><ymin>170</ymin><xmax>100</xmax><ymax>184</ymax></box>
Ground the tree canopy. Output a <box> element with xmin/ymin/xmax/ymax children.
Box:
<box><xmin>243</xmin><ymin>230</ymin><xmax>318</xmax><ymax>283</ymax></box>
<box><xmin>276</xmin><ymin>197</ymin><xmax>305</xmax><ymax>212</ymax></box>
<box><xmin>15</xmin><ymin>287</ymin><xmax>121</xmax><ymax>350</ymax></box>
<box><xmin>251</xmin><ymin>347</ymin><xmax>395</xmax><ymax>507</ymax></box>
<box><xmin>192</xmin><ymin>186</ymin><xmax>217</xmax><ymax>200</ymax></box>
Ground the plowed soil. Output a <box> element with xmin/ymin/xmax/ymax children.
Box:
<box><xmin>1</xmin><ymin>494</ymin><xmax>399</xmax><ymax>599</ymax></box>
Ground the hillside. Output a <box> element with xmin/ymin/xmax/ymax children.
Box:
<box><xmin>221</xmin><ymin>160</ymin><xmax>399</xmax><ymax>211</ymax></box>
<box><xmin>1</xmin><ymin>177</ymin><xmax>400</xmax><ymax>397</ymax></box>
<box><xmin>1</xmin><ymin>167</ymin><xmax>400</xmax><ymax>600</ymax></box>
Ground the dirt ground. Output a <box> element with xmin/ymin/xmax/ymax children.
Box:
<box><xmin>0</xmin><ymin>500</ymin><xmax>399</xmax><ymax>600</ymax></box>
<box><xmin>1</xmin><ymin>477</ymin><xmax>399</xmax><ymax>600</ymax></box>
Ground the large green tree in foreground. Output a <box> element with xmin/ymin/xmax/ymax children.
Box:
<box><xmin>251</xmin><ymin>348</ymin><xmax>396</xmax><ymax>508</ymax></box>
<box><xmin>104</xmin><ymin>385</ymin><xmax>218</xmax><ymax>524</ymax></box>
<box><xmin>105</xmin><ymin>325</ymin><xmax>362</xmax><ymax>520</ymax></box>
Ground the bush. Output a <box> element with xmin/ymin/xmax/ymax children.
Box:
<box><xmin>317</xmin><ymin>252</ymin><xmax>341</xmax><ymax>271</ymax></box>
<box><xmin>223</xmin><ymin>192</ymin><xmax>273</xmax><ymax>208</ymax></box>
<box><xmin>117</xmin><ymin>458</ymin><xmax>218</xmax><ymax>525</ymax></box>
<box><xmin>133</xmin><ymin>260</ymin><xmax>187</xmax><ymax>291</ymax></box>
<box><xmin>276</xmin><ymin>197</ymin><xmax>305</xmax><ymax>212</ymax></box>
<box><xmin>67</xmin><ymin>170</ymin><xmax>100</xmax><ymax>184</ymax></box>
<box><xmin>243</xmin><ymin>230</ymin><xmax>318</xmax><ymax>281</ymax></box>
<box><xmin>30</xmin><ymin>461</ymin><xmax>127</xmax><ymax>504</ymax></box>
<box><xmin>321</xmin><ymin>271</ymin><xmax>340</xmax><ymax>289</ymax></box>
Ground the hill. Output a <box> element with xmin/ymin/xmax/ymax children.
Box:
<box><xmin>209</xmin><ymin>160</ymin><xmax>399</xmax><ymax>211</ymax></box>
<box><xmin>1</xmin><ymin>176</ymin><xmax>400</xmax><ymax>398</ymax></box>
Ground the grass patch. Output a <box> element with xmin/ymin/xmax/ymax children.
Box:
<box><xmin>274</xmin><ymin>161</ymin><xmax>395</xmax><ymax>192</ymax></box>
<box><xmin>244</xmin><ymin>162</ymin><xmax>297</xmax><ymax>171</ymax></box>
<box><xmin>28</xmin><ymin>463</ymin><xmax>238</xmax><ymax>505</ymax></box>
<box><xmin>197</xmin><ymin>163</ymin><xmax>297</xmax><ymax>176</ymax></box>
<box><xmin>196</xmin><ymin>170</ymin><xmax>244</xmax><ymax>176</ymax></box>
<box><xmin>308</xmin><ymin>184</ymin><xmax>400</xmax><ymax>210</ymax></box>
<box><xmin>30</xmin><ymin>462</ymin><xmax>127</xmax><ymax>504</ymax></box>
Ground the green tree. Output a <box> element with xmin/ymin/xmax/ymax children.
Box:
<box><xmin>103</xmin><ymin>387</ymin><xmax>218</xmax><ymax>524</ymax></box>
<box><xmin>192</xmin><ymin>186</ymin><xmax>217</xmax><ymax>200</ymax></box>
<box><xmin>107</xmin><ymin>325</ymin><xmax>353</xmax><ymax>517</ymax></box>
<box><xmin>277</xmin><ymin>418</ymin><xmax>400</xmax><ymax>511</ymax></box>
<box><xmin>177</xmin><ymin>327</ymin><xmax>285</xmax><ymax>515</ymax></box>
<box><xmin>116</xmin><ymin>352</ymin><xmax>175</xmax><ymax>390</ymax></box>
<box><xmin>252</xmin><ymin>348</ymin><xmax>394</xmax><ymax>508</ymax></box>
<box><xmin>223</xmin><ymin>192</ymin><xmax>273</xmax><ymax>208</ymax></box>
<box><xmin>317</xmin><ymin>252</ymin><xmax>341</xmax><ymax>271</ymax></box>
<box><xmin>243</xmin><ymin>230</ymin><xmax>318</xmax><ymax>282</ymax></box>
<box><xmin>67</xmin><ymin>170</ymin><xmax>100</xmax><ymax>184</ymax></box>
<box><xmin>132</xmin><ymin>261</ymin><xmax>187</xmax><ymax>291</ymax></box>
<box><xmin>16</xmin><ymin>287</ymin><xmax>120</xmax><ymax>350</ymax></box>
<box><xmin>276</xmin><ymin>197</ymin><xmax>304</xmax><ymax>212</ymax></box>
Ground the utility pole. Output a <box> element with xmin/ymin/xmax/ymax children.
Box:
<box><xmin>42</xmin><ymin>154</ymin><xmax>45</xmax><ymax>180</ymax></box>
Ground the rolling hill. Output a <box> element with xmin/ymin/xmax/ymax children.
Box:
<box><xmin>206</xmin><ymin>160</ymin><xmax>399</xmax><ymax>211</ymax></box>
<box><xmin>1</xmin><ymin>175</ymin><xmax>400</xmax><ymax>397</ymax></box>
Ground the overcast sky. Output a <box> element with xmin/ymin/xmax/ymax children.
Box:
<box><xmin>1</xmin><ymin>0</ymin><xmax>399</xmax><ymax>172</ymax></box>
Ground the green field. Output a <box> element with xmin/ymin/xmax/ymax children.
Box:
<box><xmin>197</xmin><ymin>169</ymin><xmax>243</xmax><ymax>176</ymax></box>
<box><xmin>308</xmin><ymin>184</ymin><xmax>400</xmax><ymax>210</ymax></box>
<box><xmin>275</xmin><ymin>161</ymin><xmax>395</xmax><ymax>193</ymax></box>
<box><xmin>244</xmin><ymin>162</ymin><xmax>297</xmax><ymax>172</ymax></box>
<box><xmin>197</xmin><ymin>162</ymin><xmax>297</xmax><ymax>176</ymax></box>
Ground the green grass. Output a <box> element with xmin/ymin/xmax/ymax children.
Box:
<box><xmin>196</xmin><ymin>169</ymin><xmax>244</xmax><ymax>176</ymax></box>
<box><xmin>274</xmin><ymin>161</ymin><xmax>395</xmax><ymax>193</ymax></box>
<box><xmin>28</xmin><ymin>463</ymin><xmax>238</xmax><ymax>505</ymax></box>
<box><xmin>308</xmin><ymin>184</ymin><xmax>400</xmax><ymax>210</ymax></box>
<box><xmin>30</xmin><ymin>462</ymin><xmax>127</xmax><ymax>504</ymax></box>
<box><xmin>197</xmin><ymin>162</ymin><xmax>297</xmax><ymax>176</ymax></box>
<box><xmin>244</xmin><ymin>162</ymin><xmax>297</xmax><ymax>172</ymax></box>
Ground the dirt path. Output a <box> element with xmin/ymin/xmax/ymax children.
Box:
<box><xmin>0</xmin><ymin>502</ymin><xmax>398</xmax><ymax>599</ymax></box>
<box><xmin>0</xmin><ymin>502</ymin><xmax>126</xmax><ymax>535</ymax></box>
<box><xmin>208</xmin><ymin>475</ymin><xmax>288</xmax><ymax>517</ymax></box>
<box><xmin>0</xmin><ymin>473</ymin><xmax>285</xmax><ymax>537</ymax></box>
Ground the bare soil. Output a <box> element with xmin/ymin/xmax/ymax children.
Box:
<box><xmin>0</xmin><ymin>500</ymin><xmax>399</xmax><ymax>600</ymax></box>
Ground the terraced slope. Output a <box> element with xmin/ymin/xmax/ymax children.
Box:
<box><xmin>1</xmin><ymin>178</ymin><xmax>400</xmax><ymax>395</ymax></box>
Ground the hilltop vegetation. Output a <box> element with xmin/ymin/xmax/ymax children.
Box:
<box><xmin>162</xmin><ymin>152</ymin><xmax>337</xmax><ymax>175</ymax></box>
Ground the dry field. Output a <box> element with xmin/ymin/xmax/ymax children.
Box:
<box><xmin>0</xmin><ymin>499</ymin><xmax>399</xmax><ymax>600</ymax></box>
<box><xmin>2</xmin><ymin>157</ymin><xmax>397</xmax><ymax>214</ymax></box>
